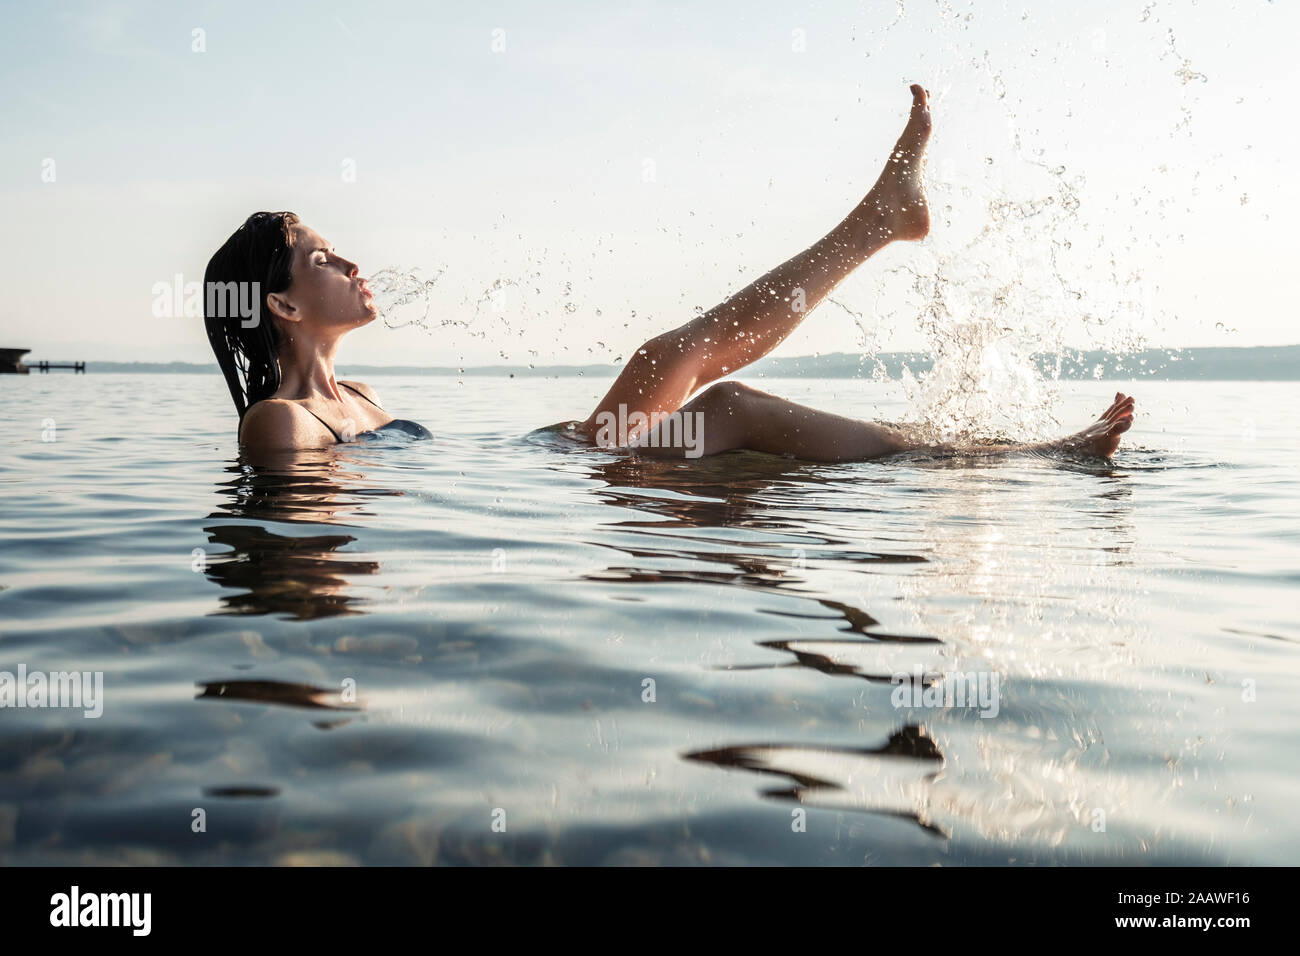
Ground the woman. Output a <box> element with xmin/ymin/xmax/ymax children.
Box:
<box><xmin>204</xmin><ymin>85</ymin><xmax>1135</xmax><ymax>460</ymax></box>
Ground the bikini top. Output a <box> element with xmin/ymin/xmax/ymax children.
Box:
<box><xmin>300</xmin><ymin>383</ymin><xmax>434</xmax><ymax>443</ymax></box>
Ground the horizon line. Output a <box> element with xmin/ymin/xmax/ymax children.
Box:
<box><xmin>10</xmin><ymin>342</ymin><xmax>1300</xmax><ymax>368</ymax></box>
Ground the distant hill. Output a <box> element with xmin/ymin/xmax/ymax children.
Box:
<box><xmin>752</xmin><ymin>345</ymin><xmax>1300</xmax><ymax>381</ymax></box>
<box><xmin>45</xmin><ymin>345</ymin><xmax>1300</xmax><ymax>380</ymax></box>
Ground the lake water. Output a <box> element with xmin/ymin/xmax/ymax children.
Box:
<box><xmin>1</xmin><ymin>372</ymin><xmax>1297</xmax><ymax>865</ymax></box>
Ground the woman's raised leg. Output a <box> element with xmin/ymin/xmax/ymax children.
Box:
<box><xmin>583</xmin><ymin>84</ymin><xmax>933</xmax><ymax>438</ymax></box>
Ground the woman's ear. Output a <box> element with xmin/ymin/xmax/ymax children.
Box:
<box><xmin>266</xmin><ymin>291</ymin><xmax>298</xmax><ymax>324</ymax></box>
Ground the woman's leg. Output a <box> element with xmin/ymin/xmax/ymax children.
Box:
<box><xmin>583</xmin><ymin>84</ymin><xmax>933</xmax><ymax>437</ymax></box>
<box><xmin>633</xmin><ymin>385</ymin><xmax>1137</xmax><ymax>462</ymax></box>
<box><xmin>633</xmin><ymin>382</ymin><xmax>910</xmax><ymax>461</ymax></box>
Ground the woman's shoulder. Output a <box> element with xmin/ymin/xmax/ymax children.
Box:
<box><xmin>238</xmin><ymin>398</ymin><xmax>327</xmax><ymax>448</ymax></box>
<box><xmin>338</xmin><ymin>379</ymin><xmax>383</xmax><ymax>408</ymax></box>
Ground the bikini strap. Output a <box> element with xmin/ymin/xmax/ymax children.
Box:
<box><xmin>239</xmin><ymin>402</ymin><xmax>343</xmax><ymax>444</ymax></box>
<box><xmin>340</xmin><ymin>381</ymin><xmax>384</xmax><ymax>410</ymax></box>
<box><xmin>299</xmin><ymin>406</ymin><xmax>344</xmax><ymax>443</ymax></box>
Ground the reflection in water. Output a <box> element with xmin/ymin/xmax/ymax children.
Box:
<box><xmin>201</xmin><ymin>522</ymin><xmax>378</xmax><ymax>619</ymax></box>
<box><xmin>185</xmin><ymin>431</ymin><xmax>1174</xmax><ymax>857</ymax></box>
<box><xmin>202</xmin><ymin>785</ymin><xmax>280</xmax><ymax>799</ymax></box>
<box><xmin>582</xmin><ymin>450</ymin><xmax>876</xmax><ymax>531</ymax></box>
<box><xmin>195</xmin><ymin>678</ymin><xmax>361</xmax><ymax>712</ymax></box>
<box><xmin>736</xmin><ymin>638</ymin><xmax>940</xmax><ymax>685</ymax></box>
<box><xmin>576</xmin><ymin>445</ymin><xmax>1156</xmax><ymax>851</ymax></box>
<box><xmin>686</xmin><ymin>725</ymin><xmax>950</xmax><ymax>838</ymax></box>
<box><xmin>730</xmin><ymin>601</ymin><xmax>943</xmax><ymax>684</ymax></box>
<box><xmin>210</xmin><ymin>449</ymin><xmax>387</xmax><ymax>524</ymax></box>
<box><xmin>201</xmin><ymin>451</ymin><xmax>395</xmax><ymax>619</ymax></box>
<box><xmin>896</xmin><ymin>461</ymin><xmax>1138</xmax><ymax>668</ymax></box>
<box><xmin>764</xmin><ymin>598</ymin><xmax>932</xmax><ymax>637</ymax></box>
<box><xmin>575</xmin><ymin>448</ymin><xmax>961</xmax><ymax>836</ymax></box>
<box><xmin>185</xmin><ymin>451</ymin><xmax>384</xmax><ymax>811</ymax></box>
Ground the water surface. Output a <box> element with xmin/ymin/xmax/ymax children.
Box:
<box><xmin>1</xmin><ymin>373</ymin><xmax>1297</xmax><ymax>865</ymax></box>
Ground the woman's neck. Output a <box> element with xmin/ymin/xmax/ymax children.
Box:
<box><xmin>275</xmin><ymin>332</ymin><xmax>345</xmax><ymax>402</ymax></box>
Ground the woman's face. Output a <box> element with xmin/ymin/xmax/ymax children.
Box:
<box><xmin>267</xmin><ymin>222</ymin><xmax>376</xmax><ymax>338</ymax></box>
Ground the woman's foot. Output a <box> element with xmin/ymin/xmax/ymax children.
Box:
<box><xmin>1057</xmin><ymin>392</ymin><xmax>1137</xmax><ymax>458</ymax></box>
<box><xmin>853</xmin><ymin>84</ymin><xmax>932</xmax><ymax>248</ymax></box>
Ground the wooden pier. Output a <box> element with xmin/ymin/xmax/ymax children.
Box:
<box><xmin>36</xmin><ymin>360</ymin><xmax>86</xmax><ymax>373</ymax></box>
<box><xmin>1</xmin><ymin>349</ymin><xmax>86</xmax><ymax>374</ymax></box>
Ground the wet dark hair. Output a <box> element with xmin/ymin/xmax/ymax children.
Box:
<box><xmin>204</xmin><ymin>211</ymin><xmax>300</xmax><ymax>420</ymax></box>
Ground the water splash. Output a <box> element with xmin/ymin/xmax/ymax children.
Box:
<box><xmin>368</xmin><ymin>248</ymin><xmax>609</xmax><ymax>365</ymax></box>
<box><xmin>845</xmin><ymin>1</ymin><xmax>1198</xmax><ymax>443</ymax></box>
<box><xmin>369</xmin><ymin>267</ymin><xmax>531</xmax><ymax>338</ymax></box>
<box><xmin>368</xmin><ymin>267</ymin><xmax>446</xmax><ymax>330</ymax></box>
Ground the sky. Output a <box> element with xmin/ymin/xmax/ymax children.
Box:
<box><xmin>0</xmin><ymin>0</ymin><xmax>1294</xmax><ymax>367</ymax></box>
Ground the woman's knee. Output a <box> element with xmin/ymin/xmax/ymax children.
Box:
<box><xmin>694</xmin><ymin>380</ymin><xmax>761</xmax><ymax>411</ymax></box>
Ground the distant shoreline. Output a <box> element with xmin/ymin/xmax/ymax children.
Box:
<box><xmin>21</xmin><ymin>345</ymin><xmax>1300</xmax><ymax>381</ymax></box>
